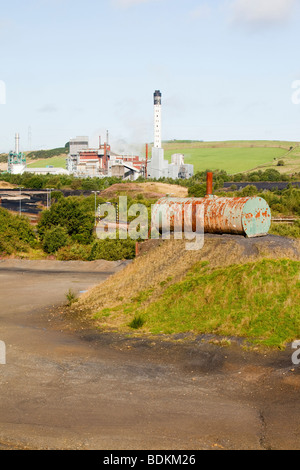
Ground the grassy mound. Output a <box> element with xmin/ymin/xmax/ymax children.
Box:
<box><xmin>73</xmin><ymin>236</ymin><xmax>300</xmax><ymax>348</ymax></box>
<box><xmin>137</xmin><ymin>259</ymin><xmax>300</xmax><ymax>348</ymax></box>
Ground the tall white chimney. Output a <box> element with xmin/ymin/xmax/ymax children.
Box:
<box><xmin>15</xmin><ymin>133</ymin><xmax>20</xmax><ymax>154</ymax></box>
<box><xmin>154</xmin><ymin>90</ymin><xmax>162</xmax><ymax>148</ymax></box>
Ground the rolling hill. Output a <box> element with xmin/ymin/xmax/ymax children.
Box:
<box><xmin>2</xmin><ymin>141</ymin><xmax>300</xmax><ymax>176</ymax></box>
<box><xmin>26</xmin><ymin>155</ymin><xmax>67</xmax><ymax>169</ymax></box>
<box><xmin>161</xmin><ymin>140</ymin><xmax>300</xmax><ymax>175</ymax></box>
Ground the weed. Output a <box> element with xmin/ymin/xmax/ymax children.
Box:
<box><xmin>129</xmin><ymin>314</ymin><xmax>146</xmax><ymax>330</ymax></box>
<box><xmin>66</xmin><ymin>289</ymin><xmax>78</xmax><ymax>306</ymax></box>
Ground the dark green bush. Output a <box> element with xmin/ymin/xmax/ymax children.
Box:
<box><xmin>56</xmin><ymin>243</ymin><xmax>91</xmax><ymax>261</ymax></box>
<box><xmin>239</xmin><ymin>185</ymin><xmax>258</xmax><ymax>197</ymax></box>
<box><xmin>42</xmin><ymin>226</ymin><xmax>69</xmax><ymax>253</ymax></box>
<box><xmin>38</xmin><ymin>197</ymin><xmax>94</xmax><ymax>244</ymax></box>
<box><xmin>0</xmin><ymin>208</ymin><xmax>37</xmax><ymax>255</ymax></box>
<box><xmin>188</xmin><ymin>183</ymin><xmax>207</xmax><ymax>197</ymax></box>
<box><xmin>89</xmin><ymin>238</ymin><xmax>136</xmax><ymax>261</ymax></box>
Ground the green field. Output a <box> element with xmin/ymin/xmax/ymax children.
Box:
<box><xmin>25</xmin><ymin>140</ymin><xmax>300</xmax><ymax>175</ymax></box>
<box><xmin>162</xmin><ymin>141</ymin><xmax>297</xmax><ymax>174</ymax></box>
<box><xmin>27</xmin><ymin>155</ymin><xmax>67</xmax><ymax>169</ymax></box>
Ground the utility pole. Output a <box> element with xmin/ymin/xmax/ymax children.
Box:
<box><xmin>46</xmin><ymin>188</ymin><xmax>55</xmax><ymax>210</ymax></box>
<box><xmin>19</xmin><ymin>187</ymin><xmax>24</xmax><ymax>215</ymax></box>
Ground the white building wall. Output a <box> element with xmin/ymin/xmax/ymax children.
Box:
<box><xmin>147</xmin><ymin>147</ymin><xmax>169</xmax><ymax>179</ymax></box>
<box><xmin>171</xmin><ymin>154</ymin><xmax>185</xmax><ymax>166</ymax></box>
<box><xmin>168</xmin><ymin>164</ymin><xmax>179</xmax><ymax>179</ymax></box>
<box><xmin>11</xmin><ymin>164</ymin><xmax>27</xmax><ymax>175</ymax></box>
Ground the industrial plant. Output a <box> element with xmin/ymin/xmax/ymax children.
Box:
<box><xmin>7</xmin><ymin>90</ymin><xmax>194</xmax><ymax>181</ymax></box>
<box><xmin>67</xmin><ymin>91</ymin><xmax>194</xmax><ymax>180</ymax></box>
<box><xmin>7</xmin><ymin>134</ymin><xmax>27</xmax><ymax>175</ymax></box>
<box><xmin>67</xmin><ymin>134</ymin><xmax>145</xmax><ymax>180</ymax></box>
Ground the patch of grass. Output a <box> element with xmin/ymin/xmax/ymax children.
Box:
<box><xmin>27</xmin><ymin>155</ymin><xmax>67</xmax><ymax>169</ymax></box>
<box><xmin>66</xmin><ymin>289</ymin><xmax>78</xmax><ymax>306</ymax></box>
<box><xmin>129</xmin><ymin>314</ymin><xmax>146</xmax><ymax>330</ymax></box>
<box><xmin>269</xmin><ymin>221</ymin><xmax>300</xmax><ymax>239</ymax></box>
<box><xmin>140</xmin><ymin>259</ymin><xmax>300</xmax><ymax>348</ymax></box>
<box><xmin>131</xmin><ymin>289</ymin><xmax>154</xmax><ymax>304</ymax></box>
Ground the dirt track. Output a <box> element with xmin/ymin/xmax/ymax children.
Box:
<box><xmin>0</xmin><ymin>257</ymin><xmax>300</xmax><ymax>450</ymax></box>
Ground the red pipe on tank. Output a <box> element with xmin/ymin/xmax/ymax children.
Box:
<box><xmin>206</xmin><ymin>172</ymin><xmax>213</xmax><ymax>197</ymax></box>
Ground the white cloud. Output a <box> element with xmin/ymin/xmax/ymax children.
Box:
<box><xmin>38</xmin><ymin>104</ymin><xmax>58</xmax><ymax>113</ymax></box>
<box><xmin>111</xmin><ymin>0</ymin><xmax>157</xmax><ymax>8</ymax></box>
<box><xmin>230</xmin><ymin>0</ymin><xmax>296</xmax><ymax>27</ymax></box>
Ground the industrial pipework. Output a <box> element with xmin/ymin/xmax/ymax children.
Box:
<box><xmin>7</xmin><ymin>133</ymin><xmax>27</xmax><ymax>175</ymax></box>
<box><xmin>152</xmin><ymin>172</ymin><xmax>271</xmax><ymax>238</ymax></box>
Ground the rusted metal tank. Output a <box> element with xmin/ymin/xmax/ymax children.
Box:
<box><xmin>152</xmin><ymin>174</ymin><xmax>272</xmax><ymax>238</ymax></box>
<box><xmin>152</xmin><ymin>195</ymin><xmax>271</xmax><ymax>238</ymax></box>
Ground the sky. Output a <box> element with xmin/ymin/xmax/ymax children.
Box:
<box><xmin>1</xmin><ymin>0</ymin><xmax>300</xmax><ymax>153</ymax></box>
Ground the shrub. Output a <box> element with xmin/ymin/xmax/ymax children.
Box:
<box><xmin>66</xmin><ymin>289</ymin><xmax>78</xmax><ymax>306</ymax></box>
<box><xmin>240</xmin><ymin>185</ymin><xmax>257</xmax><ymax>197</ymax></box>
<box><xmin>89</xmin><ymin>238</ymin><xmax>136</xmax><ymax>261</ymax></box>
<box><xmin>42</xmin><ymin>226</ymin><xmax>69</xmax><ymax>253</ymax></box>
<box><xmin>56</xmin><ymin>243</ymin><xmax>91</xmax><ymax>261</ymax></box>
<box><xmin>38</xmin><ymin>197</ymin><xmax>94</xmax><ymax>244</ymax></box>
<box><xmin>188</xmin><ymin>183</ymin><xmax>207</xmax><ymax>197</ymax></box>
<box><xmin>0</xmin><ymin>208</ymin><xmax>37</xmax><ymax>255</ymax></box>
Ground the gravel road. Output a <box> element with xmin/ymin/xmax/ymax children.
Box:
<box><xmin>0</xmin><ymin>259</ymin><xmax>300</xmax><ymax>450</ymax></box>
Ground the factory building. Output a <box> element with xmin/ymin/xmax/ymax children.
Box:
<box><xmin>147</xmin><ymin>91</ymin><xmax>194</xmax><ymax>180</ymax></box>
<box><xmin>67</xmin><ymin>136</ymin><xmax>90</xmax><ymax>174</ymax></box>
<box><xmin>111</xmin><ymin>162</ymin><xmax>141</xmax><ymax>180</ymax></box>
<box><xmin>67</xmin><ymin>135</ymin><xmax>145</xmax><ymax>179</ymax></box>
<box><xmin>67</xmin><ymin>135</ymin><xmax>112</xmax><ymax>177</ymax></box>
<box><xmin>77</xmin><ymin>144</ymin><xmax>111</xmax><ymax>177</ymax></box>
<box><xmin>110</xmin><ymin>154</ymin><xmax>145</xmax><ymax>180</ymax></box>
